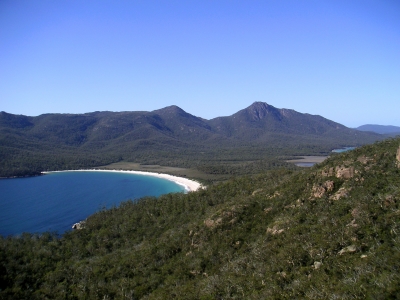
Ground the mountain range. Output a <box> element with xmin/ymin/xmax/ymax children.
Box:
<box><xmin>0</xmin><ymin>102</ymin><xmax>384</xmax><ymax>177</ymax></box>
<box><xmin>0</xmin><ymin>102</ymin><xmax>382</xmax><ymax>147</ymax></box>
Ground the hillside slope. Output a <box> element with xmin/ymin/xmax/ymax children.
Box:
<box><xmin>1</xmin><ymin>137</ymin><xmax>399</xmax><ymax>299</ymax></box>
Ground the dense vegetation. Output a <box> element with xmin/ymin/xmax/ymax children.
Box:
<box><xmin>0</xmin><ymin>103</ymin><xmax>382</xmax><ymax>178</ymax></box>
<box><xmin>1</xmin><ymin>138</ymin><xmax>399</xmax><ymax>299</ymax></box>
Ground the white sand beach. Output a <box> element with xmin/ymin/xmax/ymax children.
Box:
<box><xmin>42</xmin><ymin>169</ymin><xmax>202</xmax><ymax>192</ymax></box>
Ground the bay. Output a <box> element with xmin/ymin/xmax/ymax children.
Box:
<box><xmin>0</xmin><ymin>171</ymin><xmax>185</xmax><ymax>236</ymax></box>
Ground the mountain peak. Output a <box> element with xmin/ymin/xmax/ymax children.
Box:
<box><xmin>153</xmin><ymin>105</ymin><xmax>186</xmax><ymax>116</ymax></box>
<box><xmin>248</xmin><ymin>101</ymin><xmax>271</xmax><ymax>108</ymax></box>
<box><xmin>243</xmin><ymin>102</ymin><xmax>280</xmax><ymax>121</ymax></box>
<box><xmin>247</xmin><ymin>102</ymin><xmax>273</xmax><ymax>111</ymax></box>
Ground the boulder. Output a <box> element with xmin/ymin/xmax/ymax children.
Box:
<box><xmin>338</xmin><ymin>245</ymin><xmax>357</xmax><ymax>255</ymax></box>
<box><xmin>313</xmin><ymin>261</ymin><xmax>322</xmax><ymax>269</ymax></box>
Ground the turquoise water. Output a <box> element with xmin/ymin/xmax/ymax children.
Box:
<box><xmin>332</xmin><ymin>147</ymin><xmax>356</xmax><ymax>153</ymax></box>
<box><xmin>0</xmin><ymin>171</ymin><xmax>185</xmax><ymax>236</ymax></box>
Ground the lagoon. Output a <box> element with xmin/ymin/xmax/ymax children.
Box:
<box><xmin>0</xmin><ymin>171</ymin><xmax>186</xmax><ymax>236</ymax></box>
<box><xmin>287</xmin><ymin>147</ymin><xmax>357</xmax><ymax>167</ymax></box>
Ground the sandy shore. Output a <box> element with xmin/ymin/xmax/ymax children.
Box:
<box><xmin>42</xmin><ymin>169</ymin><xmax>202</xmax><ymax>192</ymax></box>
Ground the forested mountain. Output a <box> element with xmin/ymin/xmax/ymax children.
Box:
<box><xmin>1</xmin><ymin>137</ymin><xmax>399</xmax><ymax>298</ymax></box>
<box><xmin>356</xmin><ymin>124</ymin><xmax>400</xmax><ymax>136</ymax></box>
<box><xmin>209</xmin><ymin>102</ymin><xmax>376</xmax><ymax>144</ymax></box>
<box><xmin>0</xmin><ymin>103</ymin><xmax>382</xmax><ymax>177</ymax></box>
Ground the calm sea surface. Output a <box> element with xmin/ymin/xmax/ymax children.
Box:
<box><xmin>0</xmin><ymin>171</ymin><xmax>185</xmax><ymax>236</ymax></box>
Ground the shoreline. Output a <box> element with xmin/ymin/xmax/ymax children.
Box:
<box><xmin>42</xmin><ymin>169</ymin><xmax>202</xmax><ymax>192</ymax></box>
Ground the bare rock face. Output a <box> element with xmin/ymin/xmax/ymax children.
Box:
<box><xmin>335</xmin><ymin>166</ymin><xmax>355</xmax><ymax>179</ymax></box>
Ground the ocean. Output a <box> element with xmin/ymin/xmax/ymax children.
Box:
<box><xmin>0</xmin><ymin>171</ymin><xmax>185</xmax><ymax>236</ymax></box>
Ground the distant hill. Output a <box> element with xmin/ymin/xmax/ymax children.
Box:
<box><xmin>356</xmin><ymin>124</ymin><xmax>400</xmax><ymax>136</ymax></box>
<box><xmin>0</xmin><ymin>102</ymin><xmax>383</xmax><ymax>177</ymax></box>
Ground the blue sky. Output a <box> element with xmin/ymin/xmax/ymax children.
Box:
<box><xmin>1</xmin><ymin>0</ymin><xmax>399</xmax><ymax>127</ymax></box>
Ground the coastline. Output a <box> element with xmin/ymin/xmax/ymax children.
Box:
<box><xmin>42</xmin><ymin>169</ymin><xmax>202</xmax><ymax>192</ymax></box>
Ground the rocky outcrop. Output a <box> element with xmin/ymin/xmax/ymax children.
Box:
<box><xmin>324</xmin><ymin>180</ymin><xmax>334</xmax><ymax>192</ymax></box>
<box><xmin>335</xmin><ymin>166</ymin><xmax>355</xmax><ymax>179</ymax></box>
<box><xmin>321</xmin><ymin>167</ymin><xmax>335</xmax><ymax>177</ymax></box>
<box><xmin>72</xmin><ymin>220</ymin><xmax>86</xmax><ymax>230</ymax></box>
<box><xmin>252</xmin><ymin>188</ymin><xmax>263</xmax><ymax>196</ymax></box>
<box><xmin>330</xmin><ymin>186</ymin><xmax>351</xmax><ymax>201</ymax></box>
<box><xmin>312</xmin><ymin>180</ymin><xmax>334</xmax><ymax>198</ymax></box>
<box><xmin>357</xmin><ymin>155</ymin><xmax>372</xmax><ymax>164</ymax></box>
<box><xmin>264</xmin><ymin>207</ymin><xmax>273</xmax><ymax>214</ymax></box>
<box><xmin>312</xmin><ymin>185</ymin><xmax>326</xmax><ymax>198</ymax></box>
<box><xmin>204</xmin><ymin>218</ymin><xmax>222</xmax><ymax>228</ymax></box>
<box><xmin>322</xmin><ymin>166</ymin><xmax>356</xmax><ymax>179</ymax></box>
<box><xmin>267</xmin><ymin>226</ymin><xmax>285</xmax><ymax>235</ymax></box>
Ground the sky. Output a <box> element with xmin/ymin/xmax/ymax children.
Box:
<box><xmin>1</xmin><ymin>0</ymin><xmax>399</xmax><ymax>127</ymax></box>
